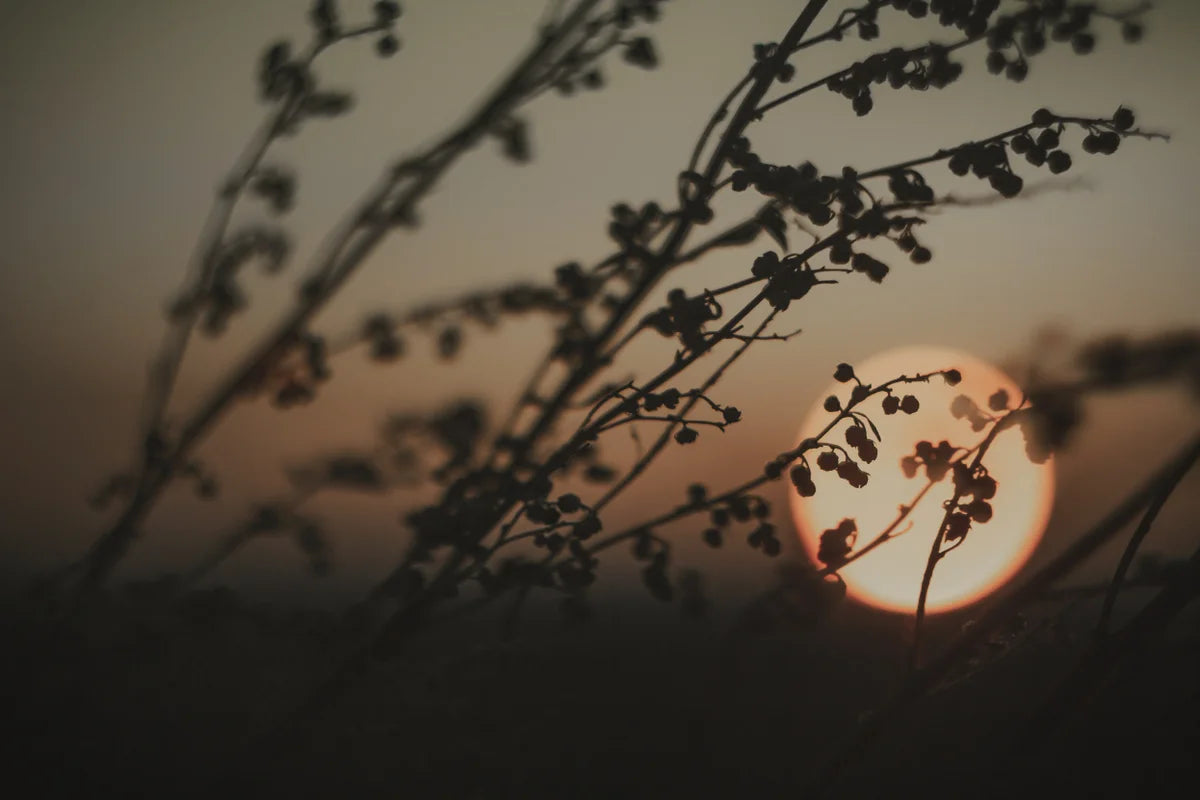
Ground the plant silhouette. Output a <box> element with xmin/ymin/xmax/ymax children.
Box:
<box><xmin>20</xmin><ymin>0</ymin><xmax>1200</xmax><ymax>795</ymax></box>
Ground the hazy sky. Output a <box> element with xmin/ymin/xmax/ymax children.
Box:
<box><xmin>2</xmin><ymin>1</ymin><xmax>1198</xmax><ymax>608</ymax></box>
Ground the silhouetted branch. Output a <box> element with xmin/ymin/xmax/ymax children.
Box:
<box><xmin>73</xmin><ymin>0</ymin><xmax>608</xmax><ymax>599</ymax></box>
<box><xmin>808</xmin><ymin>430</ymin><xmax>1200</xmax><ymax>797</ymax></box>
<box><xmin>354</xmin><ymin>0</ymin><xmax>838</xmax><ymax>664</ymax></box>
<box><xmin>140</xmin><ymin>16</ymin><xmax>398</xmax><ymax>462</ymax></box>
<box><xmin>574</xmin><ymin>368</ymin><xmax>956</xmax><ymax>561</ymax></box>
<box><xmin>595</xmin><ymin>309</ymin><xmax>778</xmax><ymax>512</ymax></box>
<box><xmin>1095</xmin><ymin>471</ymin><xmax>1178</xmax><ymax>638</ymax></box>
<box><xmin>911</xmin><ymin>403</ymin><xmax>1017</xmax><ymax>669</ymax></box>
<box><xmin>55</xmin><ymin>4</ymin><xmax>1192</xmax><ymax>787</ymax></box>
<box><xmin>1019</xmin><ymin>537</ymin><xmax>1200</xmax><ymax>753</ymax></box>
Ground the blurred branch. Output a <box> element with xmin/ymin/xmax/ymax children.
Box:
<box><xmin>808</xmin><ymin>430</ymin><xmax>1200</xmax><ymax>797</ymax></box>
<box><xmin>1018</xmin><ymin>538</ymin><xmax>1200</xmax><ymax>753</ymax></box>
<box><xmin>72</xmin><ymin>0</ymin><xmax>606</xmax><ymax>600</ymax></box>
<box><xmin>1095</xmin><ymin>471</ymin><xmax>1179</xmax><ymax>638</ymax></box>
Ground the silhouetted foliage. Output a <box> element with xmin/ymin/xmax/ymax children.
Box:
<box><xmin>38</xmin><ymin>2</ymin><xmax>1200</xmax><ymax>793</ymax></box>
<box><xmin>73</xmin><ymin>0</ymin><xmax>1186</xmax><ymax>639</ymax></box>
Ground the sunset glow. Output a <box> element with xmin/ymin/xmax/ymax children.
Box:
<box><xmin>789</xmin><ymin>346</ymin><xmax>1055</xmax><ymax>614</ymax></box>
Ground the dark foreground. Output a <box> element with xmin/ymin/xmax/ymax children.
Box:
<box><xmin>3</xmin><ymin>580</ymin><xmax>1197</xmax><ymax>799</ymax></box>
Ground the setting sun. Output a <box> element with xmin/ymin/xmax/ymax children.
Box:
<box><xmin>789</xmin><ymin>346</ymin><xmax>1055</xmax><ymax>614</ymax></box>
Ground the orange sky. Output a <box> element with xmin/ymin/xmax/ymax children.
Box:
<box><xmin>1</xmin><ymin>1</ymin><xmax>1198</xmax><ymax>608</ymax></box>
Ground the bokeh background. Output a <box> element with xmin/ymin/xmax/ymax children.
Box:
<box><xmin>2</xmin><ymin>0</ymin><xmax>1198</xmax><ymax>617</ymax></box>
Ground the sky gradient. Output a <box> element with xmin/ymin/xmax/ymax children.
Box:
<box><xmin>2</xmin><ymin>0</ymin><xmax>1198</xmax><ymax>611</ymax></box>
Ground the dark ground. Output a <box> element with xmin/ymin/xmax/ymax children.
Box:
<box><xmin>3</xmin><ymin>576</ymin><xmax>1197</xmax><ymax>799</ymax></box>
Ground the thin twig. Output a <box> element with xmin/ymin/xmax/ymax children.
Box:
<box><xmin>596</xmin><ymin>308</ymin><xmax>779</xmax><ymax>511</ymax></box>
<box><xmin>73</xmin><ymin>0</ymin><xmax>604</xmax><ymax>598</ymax></box>
<box><xmin>911</xmin><ymin>408</ymin><xmax>1017</xmax><ymax>670</ymax></box>
<box><xmin>1018</xmin><ymin>538</ymin><xmax>1200</xmax><ymax>754</ymax></box>
<box><xmin>806</xmin><ymin>431</ymin><xmax>1200</xmax><ymax>798</ymax></box>
<box><xmin>1095</xmin><ymin>473</ymin><xmax>1179</xmax><ymax>638</ymax></box>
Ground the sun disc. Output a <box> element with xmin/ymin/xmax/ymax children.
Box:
<box><xmin>789</xmin><ymin>346</ymin><xmax>1054</xmax><ymax>614</ymax></box>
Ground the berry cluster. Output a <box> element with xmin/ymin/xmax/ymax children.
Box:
<box><xmin>608</xmin><ymin>201</ymin><xmax>666</xmax><ymax>249</ymax></box>
<box><xmin>950</xmin><ymin>393</ymin><xmax>993</xmax><ymax>432</ymax></box>
<box><xmin>942</xmin><ymin>458</ymin><xmax>1000</xmax><ymax>543</ymax></box>
<box><xmin>729</xmin><ymin>156</ymin><xmax>841</xmax><ymax>228</ymax></box>
<box><xmin>818</xmin><ymin>518</ymin><xmax>859</xmax><ymax>568</ymax></box>
<box><xmin>168</xmin><ymin>228</ymin><xmax>290</xmax><ymax>337</ymax></box>
<box><xmin>754</xmin><ymin>252</ymin><xmax>822</xmax><ymax>312</ymax></box>
<box><xmin>645</xmin><ymin>288</ymin><xmax>723</xmax><ymax>353</ymax></box>
<box><xmin>900</xmin><ymin>439</ymin><xmax>960</xmax><ymax>482</ymax></box>
<box><xmin>700</xmin><ymin>492</ymin><xmax>781</xmax><ymax>557</ymax></box>
<box><xmin>828</xmin><ymin>43</ymin><xmax>965</xmax><ymax>118</ymax></box>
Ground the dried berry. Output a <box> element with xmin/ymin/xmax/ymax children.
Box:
<box><xmin>790</xmin><ymin>463</ymin><xmax>817</xmax><ymax>497</ymax></box>
<box><xmin>945</xmin><ymin>512</ymin><xmax>972</xmax><ymax>542</ymax></box>
<box><xmin>967</xmin><ymin>499</ymin><xmax>993</xmax><ymax>523</ymax></box>
<box><xmin>1036</xmin><ymin>129</ymin><xmax>1060</xmax><ymax>150</ymax></box>
<box><xmin>376</xmin><ymin>34</ymin><xmax>399</xmax><ymax>57</ymax></box>
<box><xmin>1113</xmin><ymin>106</ymin><xmax>1134</xmax><ymax>131</ymax></box>
<box><xmin>948</xmin><ymin>151</ymin><xmax>971</xmax><ymax>176</ymax></box>
<box><xmin>624</xmin><ymin>37</ymin><xmax>658</xmax><ymax>69</ymax></box>
<box><xmin>974</xmin><ymin>475</ymin><xmax>997</xmax><ymax>500</ymax></box>
<box><xmin>374</xmin><ymin>1</ymin><xmax>401</xmax><ymax>22</ymax></box>
<box><xmin>845</xmin><ymin>425</ymin><xmax>866</xmax><ymax>447</ymax></box>
<box><xmin>1046</xmin><ymin>150</ymin><xmax>1072</xmax><ymax>174</ymax></box>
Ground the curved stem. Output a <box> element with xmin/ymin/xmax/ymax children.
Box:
<box><xmin>1020</xmin><ymin>538</ymin><xmax>1200</xmax><ymax>754</ymax></box>
<box><xmin>807</xmin><ymin>431</ymin><xmax>1200</xmax><ymax>798</ymax></box>
<box><xmin>910</xmin><ymin>408</ymin><xmax>1013</xmax><ymax>670</ymax></box>
<box><xmin>1095</xmin><ymin>469</ymin><xmax>1180</xmax><ymax>638</ymax></box>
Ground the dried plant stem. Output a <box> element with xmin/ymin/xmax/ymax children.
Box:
<box><xmin>1094</xmin><ymin>471</ymin><xmax>1178</xmax><ymax>637</ymax></box>
<box><xmin>139</xmin><ymin>23</ymin><xmax>386</xmax><ymax>448</ymax></box>
<box><xmin>177</xmin><ymin>487</ymin><xmax>318</xmax><ymax>590</ymax></box>
<box><xmin>493</xmin><ymin>0</ymin><xmax>832</xmax><ymax>477</ymax></box>
<box><xmin>598</xmin><ymin>309</ymin><xmax>781</xmax><ymax>511</ymax></box>
<box><xmin>357</xmin><ymin>0</ymin><xmax>833</xmax><ymax>655</ymax></box>
<box><xmin>72</xmin><ymin>1</ymin><xmax>604</xmax><ymax>600</ymax></box>
<box><xmin>1017</xmin><ymin>539</ymin><xmax>1200</xmax><ymax>755</ymax></box>
<box><xmin>807</xmin><ymin>431</ymin><xmax>1200</xmax><ymax>797</ymax></box>
<box><xmin>575</xmin><ymin>369</ymin><xmax>950</xmax><ymax>562</ymax></box>
<box><xmin>910</xmin><ymin>409</ymin><xmax>1016</xmax><ymax>670</ymax></box>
